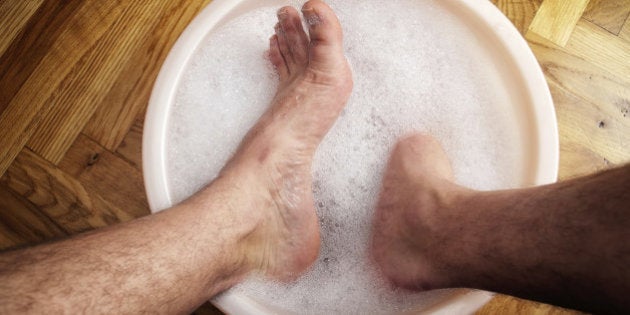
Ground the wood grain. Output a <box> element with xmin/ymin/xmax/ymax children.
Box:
<box><xmin>83</xmin><ymin>0</ymin><xmax>213</xmax><ymax>151</ymax></box>
<box><xmin>476</xmin><ymin>294</ymin><xmax>583</xmax><ymax>315</ymax></box>
<box><xmin>115</xmin><ymin>119</ymin><xmax>144</xmax><ymax>170</ymax></box>
<box><xmin>490</xmin><ymin>0</ymin><xmax>543</xmax><ymax>34</ymax></box>
<box><xmin>564</xmin><ymin>19</ymin><xmax>630</xmax><ymax>81</ymax></box>
<box><xmin>57</xmin><ymin>135</ymin><xmax>149</xmax><ymax>219</ymax></box>
<box><xmin>528</xmin><ymin>0</ymin><xmax>590</xmax><ymax>46</ymax></box>
<box><xmin>0</xmin><ymin>183</ymin><xmax>68</xmax><ymax>249</ymax></box>
<box><xmin>0</xmin><ymin>0</ymin><xmax>44</xmax><ymax>57</ymax></box>
<box><xmin>0</xmin><ymin>0</ymin><xmax>84</xmax><ymax>114</ymax></box>
<box><xmin>582</xmin><ymin>0</ymin><xmax>630</xmax><ymax>35</ymax></box>
<box><xmin>0</xmin><ymin>1</ymin><xmax>125</xmax><ymax>175</ymax></box>
<box><xmin>0</xmin><ymin>1</ymin><xmax>629</xmax><ymax>314</ymax></box>
<box><xmin>2</xmin><ymin>148</ymin><xmax>136</xmax><ymax>235</ymax></box>
<box><xmin>551</xmin><ymin>80</ymin><xmax>620</xmax><ymax>179</ymax></box>
<box><xmin>527</xmin><ymin>34</ymin><xmax>630</xmax><ymax>179</ymax></box>
<box><xmin>27</xmin><ymin>2</ymin><xmax>171</xmax><ymax>164</ymax></box>
<box><xmin>620</xmin><ymin>17</ymin><xmax>630</xmax><ymax>41</ymax></box>
<box><xmin>0</xmin><ymin>224</ymin><xmax>23</xmax><ymax>251</ymax></box>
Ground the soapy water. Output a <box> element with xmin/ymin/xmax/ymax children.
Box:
<box><xmin>166</xmin><ymin>0</ymin><xmax>524</xmax><ymax>313</ymax></box>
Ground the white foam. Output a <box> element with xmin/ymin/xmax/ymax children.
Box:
<box><xmin>166</xmin><ymin>0</ymin><xmax>523</xmax><ymax>313</ymax></box>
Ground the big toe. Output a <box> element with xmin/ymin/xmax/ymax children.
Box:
<box><xmin>301</xmin><ymin>0</ymin><xmax>344</xmax><ymax>64</ymax></box>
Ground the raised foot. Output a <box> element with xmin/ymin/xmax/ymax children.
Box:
<box><xmin>222</xmin><ymin>0</ymin><xmax>353</xmax><ymax>281</ymax></box>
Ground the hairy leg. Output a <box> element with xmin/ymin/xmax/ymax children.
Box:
<box><xmin>0</xmin><ymin>1</ymin><xmax>352</xmax><ymax>313</ymax></box>
<box><xmin>371</xmin><ymin>134</ymin><xmax>630</xmax><ymax>314</ymax></box>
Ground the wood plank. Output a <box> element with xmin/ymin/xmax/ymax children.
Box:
<box><xmin>476</xmin><ymin>294</ymin><xmax>582</xmax><ymax>315</ymax></box>
<box><xmin>528</xmin><ymin>0</ymin><xmax>590</xmax><ymax>46</ymax></box>
<box><xmin>83</xmin><ymin>0</ymin><xmax>212</xmax><ymax>151</ymax></box>
<box><xmin>582</xmin><ymin>0</ymin><xmax>630</xmax><ymax>35</ymax></box>
<box><xmin>0</xmin><ymin>0</ymin><xmax>83</xmax><ymax>114</ymax></box>
<box><xmin>529</xmin><ymin>34</ymin><xmax>630</xmax><ymax>105</ymax></box>
<box><xmin>550</xmin><ymin>81</ymin><xmax>621</xmax><ymax>180</ymax></box>
<box><xmin>0</xmin><ymin>183</ymin><xmax>68</xmax><ymax>246</ymax></box>
<box><xmin>0</xmin><ymin>0</ymin><xmax>45</xmax><ymax>57</ymax></box>
<box><xmin>490</xmin><ymin>0</ymin><xmax>543</xmax><ymax>35</ymax></box>
<box><xmin>115</xmin><ymin>119</ymin><xmax>144</xmax><ymax>171</ymax></box>
<box><xmin>2</xmin><ymin>148</ymin><xmax>137</xmax><ymax>234</ymax></box>
<box><xmin>58</xmin><ymin>135</ymin><xmax>150</xmax><ymax>219</ymax></box>
<box><xmin>0</xmin><ymin>193</ymin><xmax>66</xmax><ymax>250</ymax></box>
<box><xmin>619</xmin><ymin>15</ymin><xmax>630</xmax><ymax>41</ymax></box>
<box><xmin>27</xmin><ymin>2</ymin><xmax>171</xmax><ymax>165</ymax></box>
<box><xmin>530</xmin><ymin>41</ymin><xmax>630</xmax><ymax>144</ymax></box>
<box><xmin>526</xmin><ymin>31</ymin><xmax>630</xmax><ymax>178</ymax></box>
<box><xmin>0</xmin><ymin>1</ymin><xmax>126</xmax><ymax>176</ymax></box>
<box><xmin>0</xmin><ymin>223</ymin><xmax>25</xmax><ymax>251</ymax></box>
<box><xmin>563</xmin><ymin>19</ymin><xmax>630</xmax><ymax>85</ymax></box>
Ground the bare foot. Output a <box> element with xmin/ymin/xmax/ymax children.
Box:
<box><xmin>371</xmin><ymin>134</ymin><xmax>630</xmax><ymax>315</ymax></box>
<box><xmin>218</xmin><ymin>0</ymin><xmax>352</xmax><ymax>281</ymax></box>
<box><xmin>371</xmin><ymin>134</ymin><xmax>469</xmax><ymax>290</ymax></box>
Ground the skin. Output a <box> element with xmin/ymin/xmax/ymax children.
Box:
<box><xmin>371</xmin><ymin>134</ymin><xmax>630</xmax><ymax>314</ymax></box>
<box><xmin>0</xmin><ymin>1</ymin><xmax>351</xmax><ymax>313</ymax></box>
<box><xmin>0</xmin><ymin>1</ymin><xmax>627</xmax><ymax>314</ymax></box>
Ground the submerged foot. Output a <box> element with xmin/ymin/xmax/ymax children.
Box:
<box><xmin>371</xmin><ymin>134</ymin><xmax>468</xmax><ymax>290</ymax></box>
<box><xmin>220</xmin><ymin>0</ymin><xmax>353</xmax><ymax>281</ymax></box>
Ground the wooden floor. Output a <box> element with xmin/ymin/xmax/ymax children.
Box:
<box><xmin>0</xmin><ymin>0</ymin><xmax>628</xmax><ymax>314</ymax></box>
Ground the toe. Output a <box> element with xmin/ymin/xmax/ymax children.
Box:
<box><xmin>301</xmin><ymin>0</ymin><xmax>343</xmax><ymax>53</ymax></box>
<box><xmin>269</xmin><ymin>35</ymin><xmax>289</xmax><ymax>80</ymax></box>
<box><xmin>274</xmin><ymin>22</ymin><xmax>291</xmax><ymax>68</ymax></box>
<box><xmin>277</xmin><ymin>7</ymin><xmax>309</xmax><ymax>67</ymax></box>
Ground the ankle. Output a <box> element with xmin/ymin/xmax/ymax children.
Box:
<box><xmin>434</xmin><ymin>187</ymin><xmax>503</xmax><ymax>288</ymax></box>
<box><xmin>408</xmin><ymin>180</ymin><xmax>477</xmax><ymax>288</ymax></box>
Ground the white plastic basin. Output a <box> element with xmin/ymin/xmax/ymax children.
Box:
<box><xmin>142</xmin><ymin>0</ymin><xmax>559</xmax><ymax>313</ymax></box>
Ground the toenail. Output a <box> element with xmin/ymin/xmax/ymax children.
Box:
<box><xmin>277</xmin><ymin>8</ymin><xmax>289</xmax><ymax>19</ymax></box>
<box><xmin>302</xmin><ymin>8</ymin><xmax>322</xmax><ymax>26</ymax></box>
<box><xmin>306</xmin><ymin>15</ymin><xmax>322</xmax><ymax>26</ymax></box>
